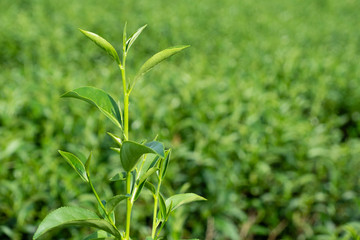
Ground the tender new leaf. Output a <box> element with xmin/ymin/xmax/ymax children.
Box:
<box><xmin>165</xmin><ymin>193</ymin><xmax>206</xmax><ymax>212</ymax></box>
<box><xmin>79</xmin><ymin>29</ymin><xmax>120</xmax><ymax>64</ymax></box>
<box><xmin>61</xmin><ymin>87</ymin><xmax>122</xmax><ymax>129</ymax></box>
<box><xmin>135</xmin><ymin>45</ymin><xmax>190</xmax><ymax>79</ymax></box>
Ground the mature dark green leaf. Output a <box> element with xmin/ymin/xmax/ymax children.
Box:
<box><xmin>120</xmin><ymin>141</ymin><xmax>158</xmax><ymax>172</ymax></box>
<box><xmin>79</xmin><ymin>29</ymin><xmax>120</xmax><ymax>64</ymax></box>
<box><xmin>125</xmin><ymin>24</ymin><xmax>147</xmax><ymax>52</ymax></box>
<box><xmin>105</xmin><ymin>195</ymin><xmax>130</xmax><ymax>213</ymax></box>
<box><xmin>145</xmin><ymin>141</ymin><xmax>165</xmax><ymax>158</ymax></box>
<box><xmin>165</xmin><ymin>193</ymin><xmax>206</xmax><ymax>212</ymax></box>
<box><xmin>145</xmin><ymin>182</ymin><xmax>156</xmax><ymax>195</ymax></box>
<box><xmin>58</xmin><ymin>150</ymin><xmax>88</xmax><ymax>182</ymax></box>
<box><xmin>33</xmin><ymin>207</ymin><xmax>120</xmax><ymax>239</ymax></box>
<box><xmin>61</xmin><ymin>87</ymin><xmax>122</xmax><ymax>129</ymax></box>
<box><xmin>160</xmin><ymin>150</ymin><xmax>171</xmax><ymax>179</ymax></box>
<box><xmin>83</xmin><ymin>230</ymin><xmax>115</xmax><ymax>240</ymax></box>
<box><xmin>135</xmin><ymin>45</ymin><xmax>189</xmax><ymax>79</ymax></box>
<box><xmin>109</xmin><ymin>172</ymin><xmax>127</xmax><ymax>182</ymax></box>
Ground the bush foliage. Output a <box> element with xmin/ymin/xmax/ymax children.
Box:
<box><xmin>1</xmin><ymin>0</ymin><xmax>360</xmax><ymax>239</ymax></box>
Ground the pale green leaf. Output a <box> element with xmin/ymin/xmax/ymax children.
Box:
<box><xmin>58</xmin><ymin>150</ymin><xmax>88</xmax><ymax>182</ymax></box>
<box><xmin>122</xmin><ymin>22</ymin><xmax>127</xmax><ymax>50</ymax></box>
<box><xmin>107</xmin><ymin>132</ymin><xmax>122</xmax><ymax>146</ymax></box>
<box><xmin>134</xmin><ymin>180</ymin><xmax>146</xmax><ymax>201</ymax></box>
<box><xmin>165</xmin><ymin>193</ymin><xmax>206</xmax><ymax>212</ymax></box>
<box><xmin>145</xmin><ymin>182</ymin><xmax>156</xmax><ymax>195</ymax></box>
<box><xmin>33</xmin><ymin>207</ymin><xmax>120</xmax><ymax>239</ymax></box>
<box><xmin>160</xmin><ymin>150</ymin><xmax>171</xmax><ymax>179</ymax></box>
<box><xmin>135</xmin><ymin>45</ymin><xmax>189</xmax><ymax>79</ymax></box>
<box><xmin>83</xmin><ymin>230</ymin><xmax>115</xmax><ymax>240</ymax></box>
<box><xmin>110</xmin><ymin>147</ymin><xmax>120</xmax><ymax>153</ymax></box>
<box><xmin>106</xmin><ymin>195</ymin><xmax>130</xmax><ymax>213</ymax></box>
<box><xmin>61</xmin><ymin>87</ymin><xmax>122</xmax><ymax>129</ymax></box>
<box><xmin>125</xmin><ymin>24</ymin><xmax>147</xmax><ymax>52</ymax></box>
<box><xmin>138</xmin><ymin>167</ymin><xmax>159</xmax><ymax>184</ymax></box>
<box><xmin>79</xmin><ymin>29</ymin><xmax>120</xmax><ymax>64</ymax></box>
<box><xmin>109</xmin><ymin>172</ymin><xmax>127</xmax><ymax>182</ymax></box>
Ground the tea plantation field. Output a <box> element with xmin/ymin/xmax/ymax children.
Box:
<box><xmin>1</xmin><ymin>0</ymin><xmax>360</xmax><ymax>239</ymax></box>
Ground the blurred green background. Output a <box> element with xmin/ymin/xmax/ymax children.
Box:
<box><xmin>1</xmin><ymin>0</ymin><xmax>360</xmax><ymax>239</ymax></box>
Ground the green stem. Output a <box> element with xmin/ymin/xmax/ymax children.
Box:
<box><xmin>125</xmin><ymin>171</ymin><xmax>132</xmax><ymax>240</ymax></box>
<box><xmin>155</xmin><ymin>220</ymin><xmax>167</xmax><ymax>240</ymax></box>
<box><xmin>119</xmin><ymin>53</ymin><xmax>129</xmax><ymax>140</ymax></box>
<box><xmin>124</xmin><ymin>91</ymin><xmax>129</xmax><ymax>139</ymax></box>
<box><xmin>121</xmin><ymin>48</ymin><xmax>132</xmax><ymax>240</ymax></box>
<box><xmin>151</xmin><ymin>178</ymin><xmax>162</xmax><ymax>239</ymax></box>
<box><xmin>88</xmin><ymin>179</ymin><xmax>117</xmax><ymax>230</ymax></box>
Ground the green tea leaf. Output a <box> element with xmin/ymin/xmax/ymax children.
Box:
<box><xmin>107</xmin><ymin>132</ymin><xmax>122</xmax><ymax>146</ymax></box>
<box><xmin>135</xmin><ymin>45</ymin><xmax>189</xmax><ymax>79</ymax></box>
<box><xmin>105</xmin><ymin>195</ymin><xmax>130</xmax><ymax>213</ymax></box>
<box><xmin>85</xmin><ymin>152</ymin><xmax>92</xmax><ymax>178</ymax></box>
<box><xmin>165</xmin><ymin>193</ymin><xmax>206</xmax><ymax>212</ymax></box>
<box><xmin>58</xmin><ymin>150</ymin><xmax>88</xmax><ymax>182</ymax></box>
<box><xmin>33</xmin><ymin>206</ymin><xmax>120</xmax><ymax>239</ymax></box>
<box><xmin>138</xmin><ymin>167</ymin><xmax>159</xmax><ymax>184</ymax></box>
<box><xmin>110</xmin><ymin>147</ymin><xmax>120</xmax><ymax>153</ymax></box>
<box><xmin>125</xmin><ymin>24</ymin><xmax>147</xmax><ymax>52</ymax></box>
<box><xmin>122</xmin><ymin>22</ymin><xmax>127</xmax><ymax>50</ymax></box>
<box><xmin>83</xmin><ymin>230</ymin><xmax>115</xmax><ymax>240</ymax></box>
<box><xmin>145</xmin><ymin>141</ymin><xmax>165</xmax><ymax>158</ymax></box>
<box><xmin>134</xmin><ymin>180</ymin><xmax>147</xmax><ymax>201</ymax></box>
<box><xmin>145</xmin><ymin>182</ymin><xmax>156</xmax><ymax>195</ymax></box>
<box><xmin>120</xmin><ymin>141</ymin><xmax>159</xmax><ymax>172</ymax></box>
<box><xmin>158</xmin><ymin>193</ymin><xmax>167</xmax><ymax>221</ymax></box>
<box><xmin>109</xmin><ymin>172</ymin><xmax>127</xmax><ymax>181</ymax></box>
<box><xmin>160</xmin><ymin>150</ymin><xmax>171</xmax><ymax>179</ymax></box>
<box><xmin>79</xmin><ymin>29</ymin><xmax>120</xmax><ymax>64</ymax></box>
<box><xmin>61</xmin><ymin>87</ymin><xmax>122</xmax><ymax>129</ymax></box>
<box><xmin>97</xmin><ymin>201</ymin><xmax>114</xmax><ymax>224</ymax></box>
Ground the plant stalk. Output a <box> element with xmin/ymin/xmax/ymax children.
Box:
<box><xmin>152</xmin><ymin>178</ymin><xmax>162</xmax><ymax>239</ymax></box>
<box><xmin>120</xmin><ymin>50</ymin><xmax>132</xmax><ymax>240</ymax></box>
<box><xmin>125</xmin><ymin>171</ymin><xmax>132</xmax><ymax>240</ymax></box>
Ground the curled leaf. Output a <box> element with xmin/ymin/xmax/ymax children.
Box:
<box><xmin>58</xmin><ymin>150</ymin><xmax>88</xmax><ymax>182</ymax></box>
<box><xmin>61</xmin><ymin>87</ymin><xmax>122</xmax><ymax>129</ymax></box>
<box><xmin>79</xmin><ymin>29</ymin><xmax>120</xmax><ymax>64</ymax></box>
<box><xmin>125</xmin><ymin>24</ymin><xmax>147</xmax><ymax>52</ymax></box>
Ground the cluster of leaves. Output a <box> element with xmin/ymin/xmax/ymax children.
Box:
<box><xmin>33</xmin><ymin>25</ymin><xmax>205</xmax><ymax>240</ymax></box>
<box><xmin>1</xmin><ymin>0</ymin><xmax>360</xmax><ymax>239</ymax></box>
